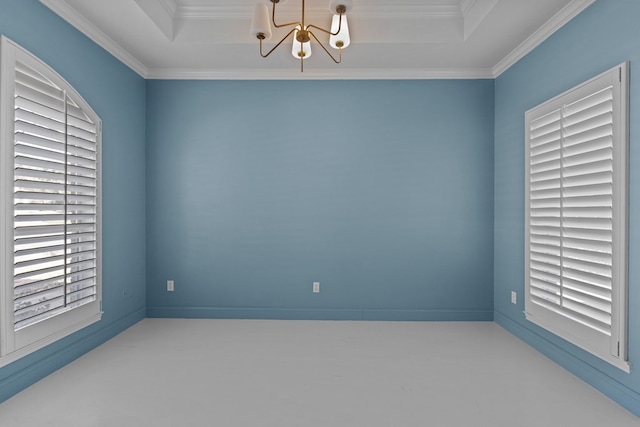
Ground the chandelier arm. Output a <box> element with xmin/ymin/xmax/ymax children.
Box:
<box><xmin>260</xmin><ymin>27</ymin><xmax>298</xmax><ymax>58</ymax></box>
<box><xmin>309</xmin><ymin>30</ymin><xmax>342</xmax><ymax>64</ymax></box>
<box><xmin>307</xmin><ymin>14</ymin><xmax>342</xmax><ymax>37</ymax></box>
<box><xmin>271</xmin><ymin>0</ymin><xmax>301</xmax><ymax>29</ymax></box>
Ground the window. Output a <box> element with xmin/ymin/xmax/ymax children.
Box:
<box><xmin>0</xmin><ymin>36</ymin><xmax>102</xmax><ymax>366</ymax></box>
<box><xmin>524</xmin><ymin>63</ymin><xmax>629</xmax><ymax>372</ymax></box>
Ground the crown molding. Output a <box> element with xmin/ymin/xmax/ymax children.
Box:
<box><xmin>145</xmin><ymin>67</ymin><xmax>495</xmax><ymax>81</ymax></box>
<box><xmin>39</xmin><ymin>0</ymin><xmax>150</xmax><ymax>77</ymax></box>
<box><xmin>492</xmin><ymin>0</ymin><xmax>596</xmax><ymax>77</ymax></box>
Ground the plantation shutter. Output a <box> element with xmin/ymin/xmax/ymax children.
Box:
<box><xmin>13</xmin><ymin>61</ymin><xmax>98</xmax><ymax>330</ymax></box>
<box><xmin>1</xmin><ymin>36</ymin><xmax>101</xmax><ymax>363</ymax></box>
<box><xmin>525</xmin><ymin>64</ymin><xmax>628</xmax><ymax>372</ymax></box>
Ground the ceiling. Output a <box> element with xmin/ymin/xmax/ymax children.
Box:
<box><xmin>39</xmin><ymin>0</ymin><xmax>595</xmax><ymax>80</ymax></box>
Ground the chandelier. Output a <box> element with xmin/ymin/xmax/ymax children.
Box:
<box><xmin>250</xmin><ymin>0</ymin><xmax>353</xmax><ymax>72</ymax></box>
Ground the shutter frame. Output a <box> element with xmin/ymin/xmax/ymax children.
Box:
<box><xmin>0</xmin><ymin>36</ymin><xmax>102</xmax><ymax>366</ymax></box>
<box><xmin>524</xmin><ymin>63</ymin><xmax>629</xmax><ymax>372</ymax></box>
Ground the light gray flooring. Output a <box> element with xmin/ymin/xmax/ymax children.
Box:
<box><xmin>0</xmin><ymin>319</ymin><xmax>637</xmax><ymax>427</ymax></box>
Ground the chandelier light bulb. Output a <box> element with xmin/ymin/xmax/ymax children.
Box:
<box><xmin>250</xmin><ymin>4</ymin><xmax>271</xmax><ymax>40</ymax></box>
<box><xmin>292</xmin><ymin>26</ymin><xmax>312</xmax><ymax>59</ymax></box>
<box><xmin>329</xmin><ymin>14</ymin><xmax>350</xmax><ymax>49</ymax></box>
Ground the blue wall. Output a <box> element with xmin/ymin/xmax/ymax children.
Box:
<box><xmin>0</xmin><ymin>0</ymin><xmax>146</xmax><ymax>402</ymax></box>
<box><xmin>2</xmin><ymin>0</ymin><xmax>638</xmax><ymax>418</ymax></box>
<box><xmin>146</xmin><ymin>79</ymin><xmax>495</xmax><ymax>320</ymax></box>
<box><xmin>494</xmin><ymin>0</ymin><xmax>640</xmax><ymax>416</ymax></box>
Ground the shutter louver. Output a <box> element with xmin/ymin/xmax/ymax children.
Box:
<box><xmin>13</xmin><ymin>61</ymin><xmax>98</xmax><ymax>330</ymax></box>
<box><xmin>560</xmin><ymin>87</ymin><xmax>614</xmax><ymax>335</ymax></box>
<box><xmin>528</xmin><ymin>87</ymin><xmax>614</xmax><ymax>336</ymax></box>
<box><xmin>528</xmin><ymin>109</ymin><xmax>562</xmax><ymax>310</ymax></box>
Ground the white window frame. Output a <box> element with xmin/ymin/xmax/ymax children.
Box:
<box><xmin>524</xmin><ymin>63</ymin><xmax>629</xmax><ymax>372</ymax></box>
<box><xmin>0</xmin><ymin>36</ymin><xmax>102</xmax><ymax>368</ymax></box>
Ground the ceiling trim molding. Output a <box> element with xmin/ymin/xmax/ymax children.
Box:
<box><xmin>176</xmin><ymin>5</ymin><xmax>463</xmax><ymax>20</ymax></box>
<box><xmin>353</xmin><ymin>5</ymin><xmax>462</xmax><ymax>19</ymax></box>
<box><xmin>145</xmin><ymin>67</ymin><xmax>495</xmax><ymax>81</ymax></box>
<box><xmin>133</xmin><ymin>0</ymin><xmax>177</xmax><ymax>41</ymax></box>
<box><xmin>460</xmin><ymin>0</ymin><xmax>476</xmax><ymax>16</ymax></box>
<box><xmin>39</xmin><ymin>0</ymin><xmax>150</xmax><ymax>77</ymax></box>
<box><xmin>159</xmin><ymin>0</ymin><xmax>177</xmax><ymax>17</ymax></box>
<box><xmin>177</xmin><ymin>5</ymin><xmax>249</xmax><ymax>20</ymax></box>
<box><xmin>492</xmin><ymin>0</ymin><xmax>596</xmax><ymax>77</ymax></box>
<box><xmin>463</xmin><ymin>0</ymin><xmax>499</xmax><ymax>40</ymax></box>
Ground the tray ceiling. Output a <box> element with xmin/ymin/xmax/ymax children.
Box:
<box><xmin>39</xmin><ymin>0</ymin><xmax>595</xmax><ymax>79</ymax></box>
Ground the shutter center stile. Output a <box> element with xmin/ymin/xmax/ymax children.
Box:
<box><xmin>559</xmin><ymin>105</ymin><xmax>566</xmax><ymax>310</ymax></box>
<box><xmin>63</xmin><ymin>91</ymin><xmax>69</xmax><ymax>310</ymax></box>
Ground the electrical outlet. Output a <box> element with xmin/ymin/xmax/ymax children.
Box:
<box><xmin>167</xmin><ymin>280</ymin><xmax>174</xmax><ymax>292</ymax></box>
<box><xmin>511</xmin><ymin>291</ymin><xmax>517</xmax><ymax>304</ymax></box>
<box><xmin>313</xmin><ymin>281</ymin><xmax>320</xmax><ymax>293</ymax></box>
